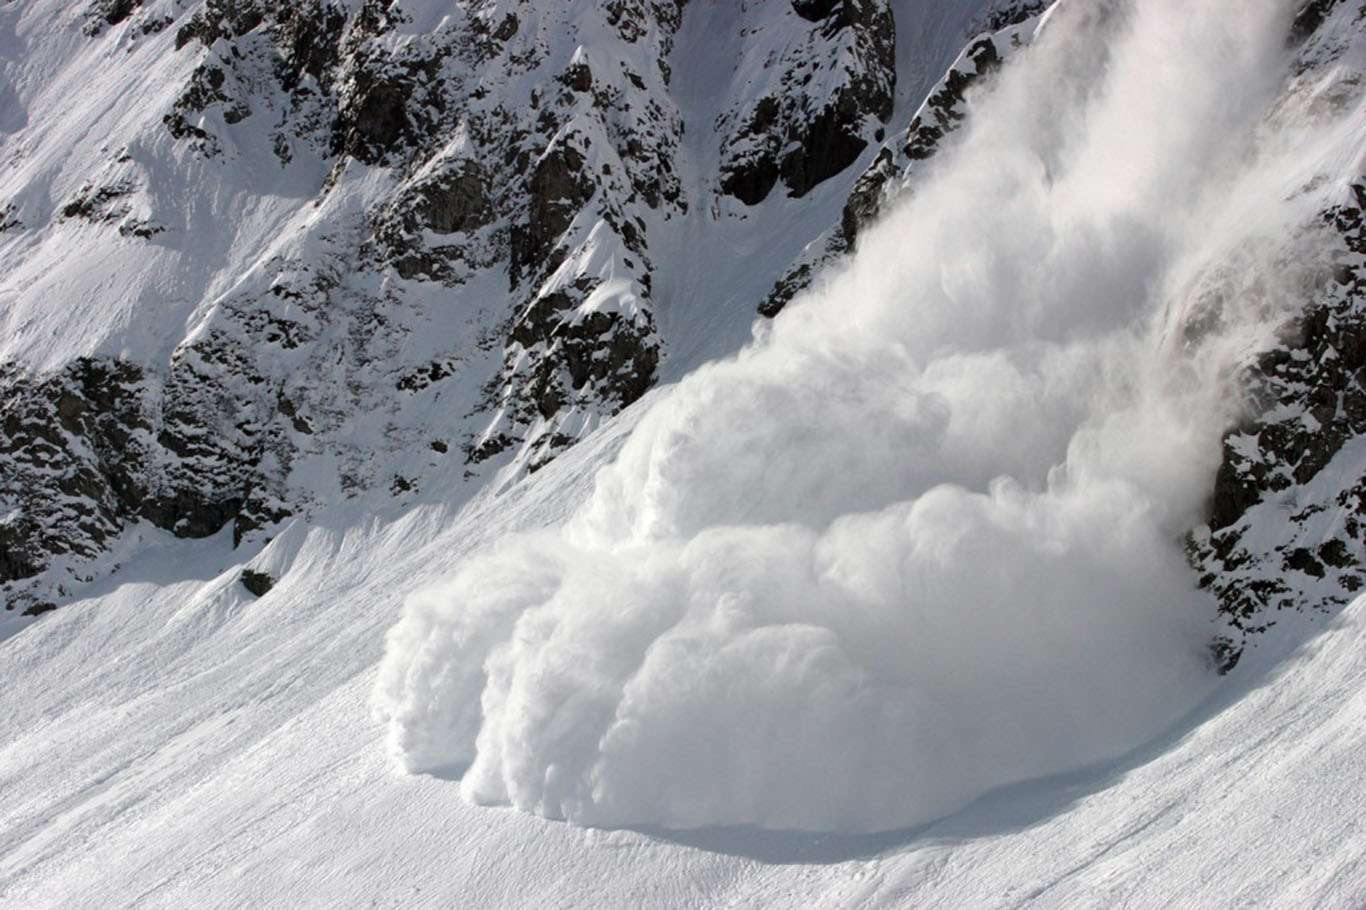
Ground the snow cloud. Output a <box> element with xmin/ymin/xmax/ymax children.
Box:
<box><xmin>375</xmin><ymin>0</ymin><xmax>1336</xmax><ymax>832</ymax></box>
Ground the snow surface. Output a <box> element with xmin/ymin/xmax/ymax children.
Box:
<box><xmin>2</xmin><ymin>406</ymin><xmax>1366</xmax><ymax>907</ymax></box>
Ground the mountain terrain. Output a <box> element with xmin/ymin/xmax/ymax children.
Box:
<box><xmin>3</xmin><ymin>0</ymin><xmax>1366</xmax><ymax>906</ymax></box>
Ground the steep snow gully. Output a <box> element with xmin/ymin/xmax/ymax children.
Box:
<box><xmin>3</xmin><ymin>0</ymin><xmax>1366</xmax><ymax>907</ymax></box>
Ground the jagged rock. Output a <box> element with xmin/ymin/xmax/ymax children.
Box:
<box><xmin>719</xmin><ymin>0</ymin><xmax>895</xmax><ymax>204</ymax></box>
<box><xmin>906</xmin><ymin>37</ymin><xmax>1002</xmax><ymax>161</ymax></box>
<box><xmin>1192</xmin><ymin>182</ymin><xmax>1366</xmax><ymax>669</ymax></box>
<box><xmin>981</xmin><ymin>0</ymin><xmax>1048</xmax><ymax>32</ymax></box>
<box><xmin>421</xmin><ymin>166</ymin><xmax>493</xmax><ymax>235</ymax></box>
<box><xmin>61</xmin><ymin>182</ymin><xmax>132</xmax><ymax>222</ymax></box>
<box><xmin>511</xmin><ymin>143</ymin><xmax>595</xmax><ymax>284</ymax></box>
<box><xmin>240</xmin><ymin>569</ymin><xmax>275</xmax><ymax>596</ymax></box>
<box><xmin>720</xmin><ymin>98</ymin><xmax>783</xmax><ymax>206</ymax></box>
<box><xmin>761</xmin><ymin>14</ymin><xmax>1043</xmax><ymax>316</ymax></box>
<box><xmin>791</xmin><ymin>0</ymin><xmax>842</xmax><ymax>23</ymax></box>
<box><xmin>1291</xmin><ymin>0</ymin><xmax>1345</xmax><ymax>45</ymax></box>
<box><xmin>89</xmin><ymin>0</ymin><xmax>141</xmax><ymax>29</ymax></box>
<box><xmin>0</xmin><ymin>352</ymin><xmax>290</xmax><ymax>607</ymax></box>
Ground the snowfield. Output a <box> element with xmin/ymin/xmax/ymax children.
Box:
<box><xmin>1</xmin><ymin>425</ymin><xmax>1365</xmax><ymax>907</ymax></box>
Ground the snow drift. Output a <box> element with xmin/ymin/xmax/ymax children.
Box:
<box><xmin>375</xmin><ymin>0</ymin><xmax>1342</xmax><ymax>832</ymax></box>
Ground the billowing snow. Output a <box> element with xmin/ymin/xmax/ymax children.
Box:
<box><xmin>374</xmin><ymin>0</ymin><xmax>1355</xmax><ymax>833</ymax></box>
<box><xmin>3</xmin><ymin>406</ymin><xmax>1366</xmax><ymax>907</ymax></box>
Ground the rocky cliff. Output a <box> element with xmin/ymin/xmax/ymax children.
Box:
<box><xmin>3</xmin><ymin>0</ymin><xmax>1366</xmax><ymax>667</ymax></box>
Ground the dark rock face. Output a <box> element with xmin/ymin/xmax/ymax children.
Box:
<box><xmin>332</xmin><ymin>51</ymin><xmax>447</xmax><ymax>166</ymax></box>
<box><xmin>93</xmin><ymin>0</ymin><xmax>142</xmax><ymax>28</ymax></box>
<box><xmin>1</xmin><ymin>359</ymin><xmax>151</xmax><ymax>612</ymax></box>
<box><xmin>791</xmin><ymin>0</ymin><xmax>842</xmax><ymax>23</ymax></box>
<box><xmin>720</xmin><ymin>98</ymin><xmax>783</xmax><ymax>206</ymax></box>
<box><xmin>760</xmin><ymin>17</ymin><xmax>1035</xmax><ymax>316</ymax></box>
<box><xmin>1192</xmin><ymin>183</ymin><xmax>1366</xmax><ymax>669</ymax></box>
<box><xmin>0</xmin><ymin>355</ymin><xmax>282</xmax><ymax>614</ymax></box>
<box><xmin>1291</xmin><ymin>0</ymin><xmax>1346</xmax><ymax>45</ymax></box>
<box><xmin>511</xmin><ymin>144</ymin><xmax>596</xmax><ymax>285</ymax></box>
<box><xmin>60</xmin><ymin>182</ymin><xmax>133</xmax><ymax>222</ymax></box>
<box><xmin>981</xmin><ymin>0</ymin><xmax>1048</xmax><ymax>32</ymax></box>
<box><xmin>719</xmin><ymin>0</ymin><xmax>895</xmax><ymax>205</ymax></box>
<box><xmin>240</xmin><ymin>569</ymin><xmax>275</xmax><ymax>596</ymax></box>
<box><xmin>421</xmin><ymin>167</ymin><xmax>493</xmax><ymax>235</ymax></box>
<box><xmin>905</xmin><ymin>37</ymin><xmax>1001</xmax><ymax>161</ymax></box>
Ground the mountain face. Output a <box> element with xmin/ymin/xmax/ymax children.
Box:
<box><xmin>1</xmin><ymin>0</ymin><xmax>1364</xmax><ymax>672</ymax></box>
<box><xmin>4</xmin><ymin>0</ymin><xmax>1366</xmax><ymax>903</ymax></box>
<box><xmin>1</xmin><ymin>0</ymin><xmax>1014</xmax><ymax>618</ymax></box>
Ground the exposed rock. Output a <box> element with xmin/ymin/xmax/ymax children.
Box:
<box><xmin>61</xmin><ymin>182</ymin><xmax>133</xmax><ymax>222</ymax></box>
<box><xmin>791</xmin><ymin>0</ymin><xmax>842</xmax><ymax>23</ymax></box>
<box><xmin>1192</xmin><ymin>182</ymin><xmax>1366</xmax><ymax>669</ymax></box>
<box><xmin>718</xmin><ymin>0</ymin><xmax>895</xmax><ymax>204</ymax></box>
<box><xmin>980</xmin><ymin>0</ymin><xmax>1048</xmax><ymax>32</ymax></box>
<box><xmin>761</xmin><ymin>14</ymin><xmax>1042</xmax><ymax>316</ymax></box>
<box><xmin>240</xmin><ymin>569</ymin><xmax>275</xmax><ymax>596</ymax></box>
<box><xmin>91</xmin><ymin>0</ymin><xmax>141</xmax><ymax>29</ymax></box>
<box><xmin>510</xmin><ymin>143</ymin><xmax>596</xmax><ymax>284</ymax></box>
<box><xmin>1291</xmin><ymin>0</ymin><xmax>1346</xmax><ymax>46</ymax></box>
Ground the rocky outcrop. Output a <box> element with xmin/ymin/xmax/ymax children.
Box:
<box><xmin>7</xmin><ymin>0</ymin><xmax>699</xmax><ymax>613</ymax></box>
<box><xmin>761</xmin><ymin>12</ymin><xmax>1043</xmax><ymax>316</ymax></box>
<box><xmin>719</xmin><ymin>0</ymin><xmax>896</xmax><ymax>205</ymax></box>
<box><xmin>1291</xmin><ymin>0</ymin><xmax>1346</xmax><ymax>45</ymax></box>
<box><xmin>1192</xmin><ymin>183</ymin><xmax>1366</xmax><ymax>670</ymax></box>
<box><xmin>1175</xmin><ymin>0</ymin><xmax>1366</xmax><ymax>671</ymax></box>
<box><xmin>240</xmin><ymin>569</ymin><xmax>275</xmax><ymax>596</ymax></box>
<box><xmin>0</xmin><ymin>357</ymin><xmax>270</xmax><ymax>615</ymax></box>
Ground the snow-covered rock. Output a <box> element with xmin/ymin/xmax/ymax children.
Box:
<box><xmin>0</xmin><ymin>0</ymin><xmax>1006</xmax><ymax>614</ymax></box>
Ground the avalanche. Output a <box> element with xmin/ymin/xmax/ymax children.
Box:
<box><xmin>375</xmin><ymin>0</ymin><xmax>1362</xmax><ymax>833</ymax></box>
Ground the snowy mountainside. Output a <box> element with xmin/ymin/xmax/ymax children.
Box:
<box><xmin>2</xmin><ymin>427</ymin><xmax>1366</xmax><ymax>908</ymax></box>
<box><xmin>3</xmin><ymin>0</ymin><xmax>1366</xmax><ymax>907</ymax></box>
<box><xmin>0</xmin><ymin>0</ymin><xmax>1008</xmax><ymax>619</ymax></box>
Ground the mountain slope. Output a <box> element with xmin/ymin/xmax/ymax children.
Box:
<box><xmin>0</xmin><ymin>0</ymin><xmax>1009</xmax><ymax>618</ymax></box>
<box><xmin>1</xmin><ymin>407</ymin><xmax>1364</xmax><ymax>907</ymax></box>
<box><xmin>4</xmin><ymin>0</ymin><xmax>1366</xmax><ymax>906</ymax></box>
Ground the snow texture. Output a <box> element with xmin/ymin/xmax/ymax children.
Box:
<box><xmin>375</xmin><ymin>0</ymin><xmax>1359</xmax><ymax>833</ymax></box>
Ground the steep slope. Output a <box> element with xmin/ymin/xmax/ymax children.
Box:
<box><xmin>373</xmin><ymin>0</ymin><xmax>1366</xmax><ymax>834</ymax></box>
<box><xmin>1</xmin><ymin>388</ymin><xmax>1365</xmax><ymax>909</ymax></box>
<box><xmin>0</xmin><ymin>0</ymin><xmax>1003</xmax><ymax>620</ymax></box>
<box><xmin>4</xmin><ymin>0</ymin><xmax>1366</xmax><ymax>906</ymax></box>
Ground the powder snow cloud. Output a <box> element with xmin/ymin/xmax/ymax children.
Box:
<box><xmin>375</xmin><ymin>0</ymin><xmax>1343</xmax><ymax>832</ymax></box>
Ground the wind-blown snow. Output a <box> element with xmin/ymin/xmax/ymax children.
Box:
<box><xmin>375</xmin><ymin>0</ymin><xmax>1349</xmax><ymax>833</ymax></box>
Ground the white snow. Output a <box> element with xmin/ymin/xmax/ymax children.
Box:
<box><xmin>2</xmin><ymin>409</ymin><xmax>1366</xmax><ymax>907</ymax></box>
